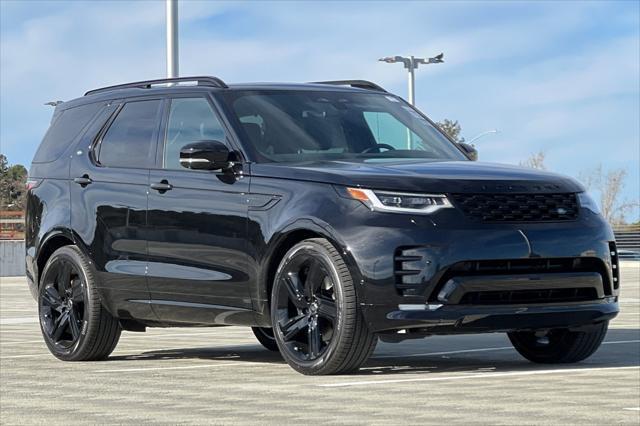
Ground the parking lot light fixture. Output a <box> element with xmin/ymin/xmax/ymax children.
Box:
<box><xmin>378</xmin><ymin>54</ymin><xmax>444</xmax><ymax>105</ymax></box>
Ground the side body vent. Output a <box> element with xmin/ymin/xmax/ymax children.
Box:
<box><xmin>609</xmin><ymin>242</ymin><xmax>620</xmax><ymax>290</ymax></box>
<box><xmin>394</xmin><ymin>247</ymin><xmax>431</xmax><ymax>296</ymax></box>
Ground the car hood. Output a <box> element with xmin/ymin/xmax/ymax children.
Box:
<box><xmin>249</xmin><ymin>160</ymin><xmax>584</xmax><ymax>194</ymax></box>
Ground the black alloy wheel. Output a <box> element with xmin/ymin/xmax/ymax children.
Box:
<box><xmin>508</xmin><ymin>321</ymin><xmax>608</xmax><ymax>364</ymax></box>
<box><xmin>271</xmin><ymin>238</ymin><xmax>376</xmax><ymax>375</ymax></box>
<box><xmin>38</xmin><ymin>246</ymin><xmax>121</xmax><ymax>361</ymax></box>
<box><xmin>274</xmin><ymin>254</ymin><xmax>338</xmax><ymax>361</ymax></box>
<box><xmin>39</xmin><ymin>258</ymin><xmax>86</xmax><ymax>349</ymax></box>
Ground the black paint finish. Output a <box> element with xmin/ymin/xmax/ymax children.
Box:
<box><xmin>26</xmin><ymin>83</ymin><xmax>618</xmax><ymax>333</ymax></box>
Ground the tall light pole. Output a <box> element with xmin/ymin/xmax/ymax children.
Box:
<box><xmin>166</xmin><ymin>0</ymin><xmax>179</xmax><ymax>78</ymax></box>
<box><xmin>378</xmin><ymin>54</ymin><xmax>444</xmax><ymax>105</ymax></box>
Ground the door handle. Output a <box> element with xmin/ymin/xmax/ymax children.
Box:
<box><xmin>150</xmin><ymin>180</ymin><xmax>173</xmax><ymax>192</ymax></box>
<box><xmin>73</xmin><ymin>175</ymin><xmax>92</xmax><ymax>186</ymax></box>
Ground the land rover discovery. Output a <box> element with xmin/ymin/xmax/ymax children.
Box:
<box><xmin>26</xmin><ymin>76</ymin><xmax>619</xmax><ymax>375</ymax></box>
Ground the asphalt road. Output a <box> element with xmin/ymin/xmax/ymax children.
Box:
<box><xmin>1</xmin><ymin>265</ymin><xmax>638</xmax><ymax>425</ymax></box>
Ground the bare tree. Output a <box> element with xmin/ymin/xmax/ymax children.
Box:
<box><xmin>520</xmin><ymin>150</ymin><xmax>547</xmax><ymax>170</ymax></box>
<box><xmin>578</xmin><ymin>165</ymin><xmax>638</xmax><ymax>225</ymax></box>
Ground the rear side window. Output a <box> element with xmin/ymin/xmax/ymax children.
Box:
<box><xmin>33</xmin><ymin>102</ymin><xmax>103</xmax><ymax>163</ymax></box>
<box><xmin>97</xmin><ymin>100</ymin><xmax>161</xmax><ymax>168</ymax></box>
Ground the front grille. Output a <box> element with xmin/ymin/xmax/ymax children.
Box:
<box><xmin>451</xmin><ymin>193</ymin><xmax>578</xmax><ymax>222</ymax></box>
<box><xmin>459</xmin><ymin>287</ymin><xmax>598</xmax><ymax>305</ymax></box>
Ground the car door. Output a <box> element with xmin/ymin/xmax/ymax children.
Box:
<box><xmin>70</xmin><ymin>98</ymin><xmax>163</xmax><ymax>321</ymax></box>
<box><xmin>146</xmin><ymin>95</ymin><xmax>253</xmax><ymax>325</ymax></box>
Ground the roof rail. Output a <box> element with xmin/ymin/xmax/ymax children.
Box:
<box><xmin>84</xmin><ymin>76</ymin><xmax>228</xmax><ymax>96</ymax></box>
<box><xmin>310</xmin><ymin>80</ymin><xmax>387</xmax><ymax>93</ymax></box>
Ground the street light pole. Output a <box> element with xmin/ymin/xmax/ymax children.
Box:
<box><xmin>379</xmin><ymin>53</ymin><xmax>444</xmax><ymax>106</ymax></box>
<box><xmin>166</xmin><ymin>0</ymin><xmax>179</xmax><ymax>78</ymax></box>
<box><xmin>407</xmin><ymin>56</ymin><xmax>416</xmax><ymax>105</ymax></box>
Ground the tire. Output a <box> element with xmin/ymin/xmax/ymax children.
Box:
<box><xmin>270</xmin><ymin>238</ymin><xmax>376</xmax><ymax>375</ymax></box>
<box><xmin>508</xmin><ymin>321</ymin><xmax>608</xmax><ymax>364</ymax></box>
<box><xmin>38</xmin><ymin>245</ymin><xmax>121</xmax><ymax>361</ymax></box>
<box><xmin>251</xmin><ymin>327</ymin><xmax>280</xmax><ymax>352</ymax></box>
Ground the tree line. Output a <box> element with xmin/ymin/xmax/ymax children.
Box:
<box><xmin>0</xmin><ymin>154</ymin><xmax>28</xmax><ymax>211</ymax></box>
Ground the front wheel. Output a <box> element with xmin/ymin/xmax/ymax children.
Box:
<box><xmin>271</xmin><ymin>238</ymin><xmax>376</xmax><ymax>375</ymax></box>
<box><xmin>508</xmin><ymin>321</ymin><xmax>608</xmax><ymax>364</ymax></box>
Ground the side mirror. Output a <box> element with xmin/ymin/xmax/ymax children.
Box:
<box><xmin>180</xmin><ymin>140</ymin><xmax>231</xmax><ymax>170</ymax></box>
<box><xmin>458</xmin><ymin>142</ymin><xmax>478</xmax><ymax>161</ymax></box>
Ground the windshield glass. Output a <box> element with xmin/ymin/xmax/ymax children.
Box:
<box><xmin>221</xmin><ymin>90</ymin><xmax>467</xmax><ymax>163</ymax></box>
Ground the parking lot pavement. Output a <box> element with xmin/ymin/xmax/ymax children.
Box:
<box><xmin>1</xmin><ymin>264</ymin><xmax>638</xmax><ymax>425</ymax></box>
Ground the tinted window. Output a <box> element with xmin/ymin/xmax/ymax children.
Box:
<box><xmin>33</xmin><ymin>102</ymin><xmax>103</xmax><ymax>163</ymax></box>
<box><xmin>98</xmin><ymin>100</ymin><xmax>161</xmax><ymax>168</ymax></box>
<box><xmin>164</xmin><ymin>98</ymin><xmax>226</xmax><ymax>169</ymax></box>
<box><xmin>363</xmin><ymin>112</ymin><xmax>423</xmax><ymax>150</ymax></box>
<box><xmin>224</xmin><ymin>91</ymin><xmax>466</xmax><ymax>163</ymax></box>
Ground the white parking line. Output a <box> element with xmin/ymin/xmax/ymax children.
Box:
<box><xmin>372</xmin><ymin>339</ymin><xmax>640</xmax><ymax>359</ymax></box>
<box><xmin>0</xmin><ymin>317</ymin><xmax>38</xmax><ymax>325</ymax></box>
<box><xmin>623</xmin><ymin>407</ymin><xmax>640</xmax><ymax>411</ymax></box>
<box><xmin>93</xmin><ymin>361</ymin><xmax>284</xmax><ymax>373</ymax></box>
<box><xmin>93</xmin><ymin>363</ymin><xmax>241</xmax><ymax>373</ymax></box>
<box><xmin>373</xmin><ymin>346</ymin><xmax>513</xmax><ymax>359</ymax></box>
<box><xmin>318</xmin><ymin>366</ymin><xmax>640</xmax><ymax>388</ymax></box>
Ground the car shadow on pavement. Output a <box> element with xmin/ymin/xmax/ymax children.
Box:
<box><xmin>105</xmin><ymin>328</ymin><xmax>639</xmax><ymax>376</ymax></box>
<box><xmin>108</xmin><ymin>345</ymin><xmax>287</xmax><ymax>365</ymax></box>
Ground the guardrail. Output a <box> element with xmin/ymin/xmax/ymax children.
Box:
<box><xmin>0</xmin><ymin>210</ymin><xmax>25</xmax><ymax>240</ymax></box>
<box><xmin>613</xmin><ymin>225</ymin><xmax>640</xmax><ymax>252</ymax></box>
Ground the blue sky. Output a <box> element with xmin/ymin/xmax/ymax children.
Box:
<box><xmin>1</xmin><ymin>0</ymin><xmax>638</xmax><ymax>220</ymax></box>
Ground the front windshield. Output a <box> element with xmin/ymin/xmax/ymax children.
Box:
<box><xmin>221</xmin><ymin>90</ymin><xmax>467</xmax><ymax>163</ymax></box>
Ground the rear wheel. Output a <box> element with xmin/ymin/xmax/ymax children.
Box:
<box><xmin>251</xmin><ymin>327</ymin><xmax>279</xmax><ymax>352</ymax></box>
<box><xmin>271</xmin><ymin>238</ymin><xmax>376</xmax><ymax>375</ymax></box>
<box><xmin>38</xmin><ymin>246</ymin><xmax>121</xmax><ymax>361</ymax></box>
<box><xmin>508</xmin><ymin>321</ymin><xmax>608</xmax><ymax>364</ymax></box>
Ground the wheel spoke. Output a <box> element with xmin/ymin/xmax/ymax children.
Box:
<box><xmin>51</xmin><ymin>311</ymin><xmax>69</xmax><ymax>341</ymax></box>
<box><xmin>42</xmin><ymin>286</ymin><xmax>63</xmax><ymax>312</ymax></box>
<box><xmin>305</xmin><ymin>259</ymin><xmax>324</xmax><ymax>299</ymax></box>
<box><xmin>56</xmin><ymin>261</ymin><xmax>72</xmax><ymax>294</ymax></box>
<box><xmin>316</xmin><ymin>295</ymin><xmax>337</xmax><ymax>322</ymax></box>
<box><xmin>70</xmin><ymin>278</ymin><xmax>84</xmax><ymax>303</ymax></box>
<box><xmin>307</xmin><ymin>318</ymin><xmax>321</xmax><ymax>359</ymax></box>
<box><xmin>279</xmin><ymin>314</ymin><xmax>309</xmax><ymax>341</ymax></box>
<box><xmin>41</xmin><ymin>306</ymin><xmax>55</xmax><ymax>335</ymax></box>
<box><xmin>283</xmin><ymin>273</ymin><xmax>306</xmax><ymax>309</ymax></box>
<box><xmin>68</xmin><ymin>309</ymin><xmax>81</xmax><ymax>340</ymax></box>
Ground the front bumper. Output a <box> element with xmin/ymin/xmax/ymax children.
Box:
<box><xmin>367</xmin><ymin>298</ymin><xmax>618</xmax><ymax>333</ymax></box>
<box><xmin>334</xmin><ymin>205</ymin><xmax>619</xmax><ymax>334</ymax></box>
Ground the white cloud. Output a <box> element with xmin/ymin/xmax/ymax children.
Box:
<box><xmin>1</xmin><ymin>0</ymin><xmax>638</xmax><ymax>218</ymax></box>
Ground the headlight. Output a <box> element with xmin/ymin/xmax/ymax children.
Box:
<box><xmin>578</xmin><ymin>192</ymin><xmax>600</xmax><ymax>214</ymax></box>
<box><xmin>346</xmin><ymin>188</ymin><xmax>452</xmax><ymax>214</ymax></box>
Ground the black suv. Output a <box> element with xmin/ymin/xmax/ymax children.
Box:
<box><xmin>26</xmin><ymin>76</ymin><xmax>619</xmax><ymax>375</ymax></box>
